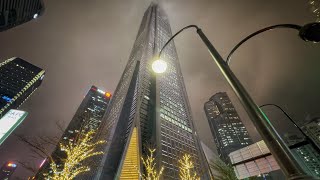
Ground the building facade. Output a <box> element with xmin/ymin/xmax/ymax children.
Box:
<box><xmin>284</xmin><ymin>133</ymin><xmax>320</xmax><ymax>177</ymax></box>
<box><xmin>0</xmin><ymin>0</ymin><xmax>44</xmax><ymax>31</ymax></box>
<box><xmin>0</xmin><ymin>162</ymin><xmax>17</xmax><ymax>180</ymax></box>
<box><xmin>95</xmin><ymin>3</ymin><xmax>209</xmax><ymax>180</ymax></box>
<box><xmin>204</xmin><ymin>92</ymin><xmax>252</xmax><ymax>163</ymax></box>
<box><xmin>0</xmin><ymin>57</ymin><xmax>45</xmax><ymax>118</ymax></box>
<box><xmin>35</xmin><ymin>86</ymin><xmax>111</xmax><ymax>178</ymax></box>
<box><xmin>228</xmin><ymin>140</ymin><xmax>284</xmax><ymax>180</ymax></box>
<box><xmin>302</xmin><ymin>118</ymin><xmax>320</xmax><ymax>150</ymax></box>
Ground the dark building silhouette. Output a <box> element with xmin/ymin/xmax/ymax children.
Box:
<box><xmin>35</xmin><ymin>86</ymin><xmax>111</xmax><ymax>179</ymax></box>
<box><xmin>94</xmin><ymin>3</ymin><xmax>209</xmax><ymax>180</ymax></box>
<box><xmin>0</xmin><ymin>162</ymin><xmax>17</xmax><ymax>180</ymax></box>
<box><xmin>0</xmin><ymin>57</ymin><xmax>45</xmax><ymax>118</ymax></box>
<box><xmin>0</xmin><ymin>0</ymin><xmax>44</xmax><ymax>31</ymax></box>
<box><xmin>204</xmin><ymin>92</ymin><xmax>252</xmax><ymax>163</ymax></box>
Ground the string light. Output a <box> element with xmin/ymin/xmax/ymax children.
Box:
<box><xmin>309</xmin><ymin>0</ymin><xmax>320</xmax><ymax>22</ymax></box>
<box><xmin>44</xmin><ymin>129</ymin><xmax>105</xmax><ymax>180</ymax></box>
<box><xmin>178</xmin><ymin>154</ymin><xmax>200</xmax><ymax>180</ymax></box>
<box><xmin>141</xmin><ymin>148</ymin><xmax>164</xmax><ymax>180</ymax></box>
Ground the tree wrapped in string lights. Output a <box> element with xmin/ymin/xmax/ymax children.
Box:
<box><xmin>44</xmin><ymin>129</ymin><xmax>105</xmax><ymax>180</ymax></box>
<box><xmin>178</xmin><ymin>154</ymin><xmax>200</xmax><ymax>180</ymax></box>
<box><xmin>141</xmin><ymin>148</ymin><xmax>164</xmax><ymax>180</ymax></box>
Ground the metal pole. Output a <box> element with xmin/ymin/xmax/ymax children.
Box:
<box><xmin>195</xmin><ymin>28</ymin><xmax>315</xmax><ymax>179</ymax></box>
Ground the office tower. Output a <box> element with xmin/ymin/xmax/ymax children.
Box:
<box><xmin>204</xmin><ymin>92</ymin><xmax>252</xmax><ymax>163</ymax></box>
<box><xmin>35</xmin><ymin>86</ymin><xmax>111</xmax><ymax>178</ymax></box>
<box><xmin>0</xmin><ymin>0</ymin><xmax>44</xmax><ymax>32</ymax></box>
<box><xmin>302</xmin><ymin>118</ymin><xmax>320</xmax><ymax>150</ymax></box>
<box><xmin>284</xmin><ymin>133</ymin><xmax>320</xmax><ymax>177</ymax></box>
<box><xmin>0</xmin><ymin>57</ymin><xmax>45</xmax><ymax>118</ymax></box>
<box><xmin>229</xmin><ymin>140</ymin><xmax>284</xmax><ymax>179</ymax></box>
<box><xmin>95</xmin><ymin>3</ymin><xmax>209</xmax><ymax>180</ymax></box>
<box><xmin>0</xmin><ymin>162</ymin><xmax>17</xmax><ymax>180</ymax></box>
<box><xmin>201</xmin><ymin>141</ymin><xmax>222</xmax><ymax>178</ymax></box>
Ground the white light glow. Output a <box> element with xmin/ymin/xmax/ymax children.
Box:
<box><xmin>33</xmin><ymin>13</ymin><xmax>38</xmax><ymax>19</ymax></box>
<box><xmin>152</xmin><ymin>59</ymin><xmax>167</xmax><ymax>74</ymax></box>
<box><xmin>97</xmin><ymin>89</ymin><xmax>105</xmax><ymax>94</ymax></box>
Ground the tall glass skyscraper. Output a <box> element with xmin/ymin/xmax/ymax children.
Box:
<box><xmin>0</xmin><ymin>0</ymin><xmax>44</xmax><ymax>32</ymax></box>
<box><xmin>35</xmin><ymin>86</ymin><xmax>111</xmax><ymax>179</ymax></box>
<box><xmin>204</xmin><ymin>92</ymin><xmax>252</xmax><ymax>163</ymax></box>
<box><xmin>95</xmin><ymin>3</ymin><xmax>209</xmax><ymax>180</ymax></box>
<box><xmin>0</xmin><ymin>57</ymin><xmax>45</xmax><ymax>118</ymax></box>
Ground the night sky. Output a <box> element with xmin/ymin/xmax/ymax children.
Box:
<box><xmin>0</xmin><ymin>0</ymin><xmax>319</xmax><ymax>178</ymax></box>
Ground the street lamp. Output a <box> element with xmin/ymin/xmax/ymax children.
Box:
<box><xmin>152</xmin><ymin>23</ymin><xmax>320</xmax><ymax>179</ymax></box>
<box><xmin>260</xmin><ymin>103</ymin><xmax>320</xmax><ymax>154</ymax></box>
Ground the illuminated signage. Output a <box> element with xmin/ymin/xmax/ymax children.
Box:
<box><xmin>7</xmin><ymin>163</ymin><xmax>17</xmax><ymax>168</ymax></box>
<box><xmin>1</xmin><ymin>96</ymin><xmax>12</xmax><ymax>102</ymax></box>
<box><xmin>0</xmin><ymin>109</ymin><xmax>28</xmax><ymax>145</ymax></box>
<box><xmin>97</xmin><ymin>89</ymin><xmax>105</xmax><ymax>94</ymax></box>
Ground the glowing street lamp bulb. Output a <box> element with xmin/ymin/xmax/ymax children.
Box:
<box><xmin>33</xmin><ymin>13</ymin><xmax>39</xmax><ymax>19</ymax></box>
<box><xmin>152</xmin><ymin>59</ymin><xmax>167</xmax><ymax>74</ymax></box>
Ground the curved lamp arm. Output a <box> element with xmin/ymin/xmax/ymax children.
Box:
<box><xmin>226</xmin><ymin>24</ymin><xmax>302</xmax><ymax>65</ymax></box>
<box><xmin>260</xmin><ymin>103</ymin><xmax>320</xmax><ymax>153</ymax></box>
<box><xmin>159</xmin><ymin>25</ymin><xmax>199</xmax><ymax>57</ymax></box>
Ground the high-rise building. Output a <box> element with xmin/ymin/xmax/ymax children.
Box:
<box><xmin>204</xmin><ymin>92</ymin><xmax>252</xmax><ymax>163</ymax></box>
<box><xmin>0</xmin><ymin>0</ymin><xmax>44</xmax><ymax>32</ymax></box>
<box><xmin>0</xmin><ymin>57</ymin><xmax>45</xmax><ymax>118</ymax></box>
<box><xmin>35</xmin><ymin>86</ymin><xmax>111</xmax><ymax>178</ymax></box>
<box><xmin>0</xmin><ymin>161</ymin><xmax>17</xmax><ymax>180</ymax></box>
<box><xmin>284</xmin><ymin>133</ymin><xmax>320</xmax><ymax>177</ymax></box>
<box><xmin>302</xmin><ymin>118</ymin><xmax>320</xmax><ymax>150</ymax></box>
<box><xmin>94</xmin><ymin>3</ymin><xmax>209</xmax><ymax>180</ymax></box>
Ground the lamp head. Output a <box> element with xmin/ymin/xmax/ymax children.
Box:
<box><xmin>152</xmin><ymin>57</ymin><xmax>167</xmax><ymax>74</ymax></box>
<box><xmin>299</xmin><ymin>22</ymin><xmax>320</xmax><ymax>43</ymax></box>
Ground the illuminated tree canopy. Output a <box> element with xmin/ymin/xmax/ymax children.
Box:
<box><xmin>44</xmin><ymin>129</ymin><xmax>105</xmax><ymax>180</ymax></box>
<box><xmin>141</xmin><ymin>148</ymin><xmax>164</xmax><ymax>180</ymax></box>
<box><xmin>178</xmin><ymin>154</ymin><xmax>200</xmax><ymax>180</ymax></box>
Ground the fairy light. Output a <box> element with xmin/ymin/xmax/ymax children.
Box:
<box><xmin>44</xmin><ymin>129</ymin><xmax>105</xmax><ymax>180</ymax></box>
<box><xmin>178</xmin><ymin>154</ymin><xmax>200</xmax><ymax>180</ymax></box>
<box><xmin>141</xmin><ymin>148</ymin><xmax>164</xmax><ymax>180</ymax></box>
<box><xmin>309</xmin><ymin>0</ymin><xmax>320</xmax><ymax>22</ymax></box>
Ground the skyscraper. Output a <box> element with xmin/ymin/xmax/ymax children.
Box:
<box><xmin>0</xmin><ymin>57</ymin><xmax>45</xmax><ymax>118</ymax></box>
<box><xmin>35</xmin><ymin>86</ymin><xmax>111</xmax><ymax>178</ymax></box>
<box><xmin>0</xmin><ymin>162</ymin><xmax>17</xmax><ymax>180</ymax></box>
<box><xmin>204</xmin><ymin>92</ymin><xmax>252</xmax><ymax>163</ymax></box>
<box><xmin>284</xmin><ymin>133</ymin><xmax>320</xmax><ymax>177</ymax></box>
<box><xmin>302</xmin><ymin>118</ymin><xmax>320</xmax><ymax>150</ymax></box>
<box><xmin>95</xmin><ymin>3</ymin><xmax>209</xmax><ymax>180</ymax></box>
<box><xmin>0</xmin><ymin>0</ymin><xmax>44</xmax><ymax>31</ymax></box>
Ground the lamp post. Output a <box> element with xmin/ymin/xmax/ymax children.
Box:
<box><xmin>260</xmin><ymin>103</ymin><xmax>320</xmax><ymax>154</ymax></box>
<box><xmin>152</xmin><ymin>23</ymin><xmax>320</xmax><ymax>179</ymax></box>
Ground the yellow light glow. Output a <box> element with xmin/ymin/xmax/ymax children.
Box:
<box><xmin>152</xmin><ymin>59</ymin><xmax>167</xmax><ymax>74</ymax></box>
<box><xmin>120</xmin><ymin>127</ymin><xmax>140</xmax><ymax>179</ymax></box>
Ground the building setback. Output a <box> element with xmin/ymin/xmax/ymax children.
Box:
<box><xmin>35</xmin><ymin>86</ymin><xmax>111</xmax><ymax>178</ymax></box>
<box><xmin>94</xmin><ymin>3</ymin><xmax>209</xmax><ymax>180</ymax></box>
<box><xmin>204</xmin><ymin>92</ymin><xmax>252</xmax><ymax>163</ymax></box>
<box><xmin>0</xmin><ymin>0</ymin><xmax>44</xmax><ymax>31</ymax></box>
<box><xmin>0</xmin><ymin>57</ymin><xmax>45</xmax><ymax>118</ymax></box>
<box><xmin>228</xmin><ymin>140</ymin><xmax>284</xmax><ymax>179</ymax></box>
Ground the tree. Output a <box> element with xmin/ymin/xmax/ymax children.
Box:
<box><xmin>16</xmin><ymin>118</ymin><xmax>106</xmax><ymax>180</ymax></box>
<box><xmin>44</xmin><ymin>129</ymin><xmax>105</xmax><ymax>179</ymax></box>
<box><xmin>209</xmin><ymin>159</ymin><xmax>237</xmax><ymax>180</ymax></box>
<box><xmin>178</xmin><ymin>154</ymin><xmax>200</xmax><ymax>180</ymax></box>
<box><xmin>141</xmin><ymin>148</ymin><xmax>164</xmax><ymax>180</ymax></box>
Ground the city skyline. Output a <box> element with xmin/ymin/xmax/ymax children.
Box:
<box><xmin>0</xmin><ymin>0</ymin><xmax>319</xmax><ymax>178</ymax></box>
